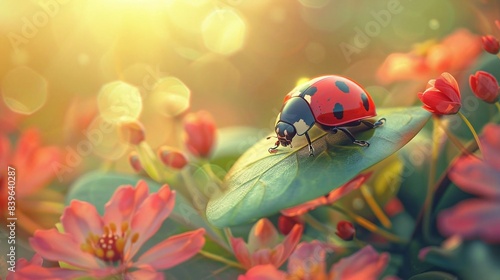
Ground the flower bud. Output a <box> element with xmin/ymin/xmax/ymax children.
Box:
<box><xmin>119</xmin><ymin>120</ymin><xmax>145</xmax><ymax>145</ymax></box>
<box><xmin>278</xmin><ymin>215</ymin><xmax>303</xmax><ymax>235</ymax></box>
<box><xmin>481</xmin><ymin>35</ymin><xmax>500</xmax><ymax>55</ymax></box>
<box><xmin>183</xmin><ymin>110</ymin><xmax>216</xmax><ymax>158</ymax></box>
<box><xmin>158</xmin><ymin>146</ymin><xmax>188</xmax><ymax>170</ymax></box>
<box><xmin>335</xmin><ymin>220</ymin><xmax>355</xmax><ymax>241</ymax></box>
<box><xmin>128</xmin><ymin>151</ymin><xmax>143</xmax><ymax>172</ymax></box>
<box><xmin>469</xmin><ymin>71</ymin><xmax>499</xmax><ymax>103</ymax></box>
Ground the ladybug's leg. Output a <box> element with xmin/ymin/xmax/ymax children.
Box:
<box><xmin>337</xmin><ymin>127</ymin><xmax>370</xmax><ymax>147</ymax></box>
<box><xmin>360</xmin><ymin>118</ymin><xmax>386</xmax><ymax>129</ymax></box>
<box><xmin>304</xmin><ymin>132</ymin><xmax>315</xmax><ymax>157</ymax></box>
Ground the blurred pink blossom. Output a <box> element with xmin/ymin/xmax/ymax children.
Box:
<box><xmin>238</xmin><ymin>241</ymin><xmax>390</xmax><ymax>280</ymax></box>
<box><xmin>439</xmin><ymin>124</ymin><xmax>500</xmax><ymax>243</ymax></box>
<box><xmin>377</xmin><ymin>29</ymin><xmax>482</xmax><ymax>84</ymax></box>
<box><xmin>0</xmin><ymin>129</ymin><xmax>62</xmax><ymax>234</ymax></box>
<box><xmin>469</xmin><ymin>70</ymin><xmax>499</xmax><ymax>103</ymax></box>
<box><xmin>20</xmin><ymin>181</ymin><xmax>205</xmax><ymax>279</ymax></box>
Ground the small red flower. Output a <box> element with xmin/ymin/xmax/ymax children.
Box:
<box><xmin>418</xmin><ymin>72</ymin><xmax>461</xmax><ymax>115</ymax></box>
<box><xmin>183</xmin><ymin>110</ymin><xmax>217</xmax><ymax>158</ymax></box>
<box><xmin>158</xmin><ymin>146</ymin><xmax>188</xmax><ymax>170</ymax></box>
<box><xmin>469</xmin><ymin>71</ymin><xmax>499</xmax><ymax>103</ymax></box>
<box><xmin>481</xmin><ymin>35</ymin><xmax>500</xmax><ymax>55</ymax></box>
<box><xmin>335</xmin><ymin>221</ymin><xmax>355</xmax><ymax>241</ymax></box>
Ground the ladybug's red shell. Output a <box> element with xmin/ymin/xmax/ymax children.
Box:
<box><xmin>284</xmin><ymin>76</ymin><xmax>377</xmax><ymax>127</ymax></box>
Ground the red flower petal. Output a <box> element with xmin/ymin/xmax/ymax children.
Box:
<box><xmin>129</xmin><ymin>185</ymin><xmax>175</xmax><ymax>259</ymax></box>
<box><xmin>330</xmin><ymin>246</ymin><xmax>390</xmax><ymax>280</ymax></box>
<box><xmin>248</xmin><ymin>219</ymin><xmax>280</xmax><ymax>252</ymax></box>
<box><xmin>103</xmin><ymin>180</ymin><xmax>149</xmax><ymax>226</ymax></box>
<box><xmin>61</xmin><ymin>200</ymin><xmax>104</xmax><ymax>244</ymax></box>
<box><xmin>438</xmin><ymin>199</ymin><xmax>500</xmax><ymax>243</ymax></box>
<box><xmin>469</xmin><ymin>71</ymin><xmax>499</xmax><ymax>103</ymax></box>
<box><xmin>135</xmin><ymin>228</ymin><xmax>205</xmax><ymax>270</ymax></box>
<box><xmin>237</xmin><ymin>265</ymin><xmax>287</xmax><ymax>280</ymax></box>
<box><xmin>30</xmin><ymin>228</ymin><xmax>104</xmax><ymax>269</ymax></box>
<box><xmin>450</xmin><ymin>155</ymin><xmax>500</xmax><ymax>199</ymax></box>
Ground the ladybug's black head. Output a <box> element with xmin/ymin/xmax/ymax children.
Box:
<box><xmin>268</xmin><ymin>121</ymin><xmax>296</xmax><ymax>153</ymax></box>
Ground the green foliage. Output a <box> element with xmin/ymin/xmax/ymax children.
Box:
<box><xmin>207</xmin><ymin>107</ymin><xmax>431</xmax><ymax>227</ymax></box>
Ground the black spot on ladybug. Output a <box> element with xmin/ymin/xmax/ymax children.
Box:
<box><xmin>333</xmin><ymin>103</ymin><xmax>344</xmax><ymax>119</ymax></box>
<box><xmin>361</xmin><ymin>92</ymin><xmax>370</xmax><ymax>111</ymax></box>
<box><xmin>299</xmin><ymin>86</ymin><xmax>317</xmax><ymax>98</ymax></box>
<box><xmin>335</xmin><ymin>81</ymin><xmax>350</xmax><ymax>93</ymax></box>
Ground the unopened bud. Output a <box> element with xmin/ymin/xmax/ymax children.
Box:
<box><xmin>129</xmin><ymin>152</ymin><xmax>143</xmax><ymax>172</ymax></box>
<box><xmin>481</xmin><ymin>35</ymin><xmax>500</xmax><ymax>55</ymax></box>
<box><xmin>119</xmin><ymin>121</ymin><xmax>145</xmax><ymax>145</ymax></box>
<box><xmin>335</xmin><ymin>220</ymin><xmax>355</xmax><ymax>241</ymax></box>
<box><xmin>158</xmin><ymin>146</ymin><xmax>188</xmax><ymax>170</ymax></box>
<box><xmin>183</xmin><ymin>110</ymin><xmax>216</xmax><ymax>158</ymax></box>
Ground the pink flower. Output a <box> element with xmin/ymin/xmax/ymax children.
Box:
<box><xmin>438</xmin><ymin>124</ymin><xmax>500</xmax><ymax>243</ymax></box>
<box><xmin>0</xmin><ymin>129</ymin><xmax>62</xmax><ymax>234</ymax></box>
<box><xmin>281</xmin><ymin>172</ymin><xmax>372</xmax><ymax>217</ymax></box>
<box><xmin>183</xmin><ymin>110</ymin><xmax>217</xmax><ymax>158</ymax></box>
<box><xmin>23</xmin><ymin>181</ymin><xmax>206</xmax><ymax>278</ymax></box>
<box><xmin>238</xmin><ymin>242</ymin><xmax>390</xmax><ymax>280</ymax></box>
<box><xmin>481</xmin><ymin>35</ymin><xmax>500</xmax><ymax>54</ymax></box>
<box><xmin>230</xmin><ymin>218</ymin><xmax>303</xmax><ymax>269</ymax></box>
<box><xmin>377</xmin><ymin>29</ymin><xmax>481</xmax><ymax>84</ymax></box>
<box><xmin>418</xmin><ymin>72</ymin><xmax>461</xmax><ymax>115</ymax></box>
<box><xmin>469</xmin><ymin>71</ymin><xmax>499</xmax><ymax>103</ymax></box>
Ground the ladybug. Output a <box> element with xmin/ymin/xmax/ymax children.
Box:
<box><xmin>268</xmin><ymin>75</ymin><xmax>385</xmax><ymax>156</ymax></box>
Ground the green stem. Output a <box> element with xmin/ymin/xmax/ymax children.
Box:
<box><xmin>201</xmin><ymin>160</ymin><xmax>224</xmax><ymax>187</ymax></box>
<box><xmin>457</xmin><ymin>111</ymin><xmax>484</xmax><ymax>156</ymax></box>
<box><xmin>360</xmin><ymin>184</ymin><xmax>392</xmax><ymax>229</ymax></box>
<box><xmin>330</xmin><ymin>206</ymin><xmax>407</xmax><ymax>244</ymax></box>
<box><xmin>302</xmin><ymin>213</ymin><xmax>334</xmax><ymax>235</ymax></box>
<box><xmin>198</xmin><ymin>250</ymin><xmax>245</xmax><ymax>270</ymax></box>
<box><xmin>422</xmin><ymin>117</ymin><xmax>439</xmax><ymax>241</ymax></box>
<box><xmin>495</xmin><ymin>101</ymin><xmax>500</xmax><ymax>113</ymax></box>
<box><xmin>435</xmin><ymin>117</ymin><xmax>479</xmax><ymax>159</ymax></box>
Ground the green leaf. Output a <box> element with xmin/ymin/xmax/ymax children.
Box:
<box><xmin>207</xmin><ymin>106</ymin><xmax>431</xmax><ymax>227</ymax></box>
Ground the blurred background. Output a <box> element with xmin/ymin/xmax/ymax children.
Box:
<box><xmin>0</xmin><ymin>0</ymin><xmax>496</xmax><ymax>173</ymax></box>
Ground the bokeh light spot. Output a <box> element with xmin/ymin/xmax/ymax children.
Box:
<box><xmin>429</xmin><ymin>19</ymin><xmax>440</xmax><ymax>30</ymax></box>
<box><xmin>202</xmin><ymin>8</ymin><xmax>246</xmax><ymax>55</ymax></box>
<box><xmin>1</xmin><ymin>66</ymin><xmax>48</xmax><ymax>115</ymax></box>
<box><xmin>97</xmin><ymin>81</ymin><xmax>142</xmax><ymax>123</ymax></box>
<box><xmin>149</xmin><ymin>77</ymin><xmax>190</xmax><ymax>117</ymax></box>
<box><xmin>87</xmin><ymin>116</ymin><xmax>129</xmax><ymax>160</ymax></box>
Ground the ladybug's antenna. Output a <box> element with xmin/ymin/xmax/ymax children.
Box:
<box><xmin>266</xmin><ymin>136</ymin><xmax>277</xmax><ymax>140</ymax></box>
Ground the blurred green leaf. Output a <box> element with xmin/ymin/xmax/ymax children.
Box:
<box><xmin>207</xmin><ymin>107</ymin><xmax>431</xmax><ymax>227</ymax></box>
